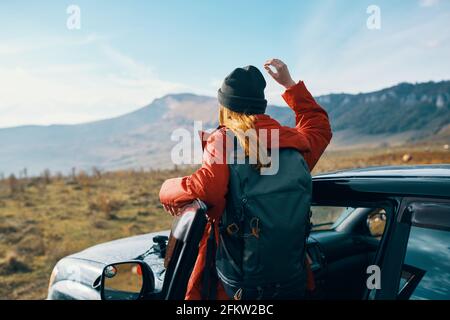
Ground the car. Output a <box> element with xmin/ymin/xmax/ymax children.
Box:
<box><xmin>47</xmin><ymin>165</ymin><xmax>450</xmax><ymax>300</ymax></box>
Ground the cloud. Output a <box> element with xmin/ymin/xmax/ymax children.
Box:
<box><xmin>419</xmin><ymin>0</ymin><xmax>440</xmax><ymax>7</ymax></box>
<box><xmin>0</xmin><ymin>44</ymin><xmax>29</xmax><ymax>55</ymax></box>
<box><xmin>290</xmin><ymin>4</ymin><xmax>450</xmax><ymax>96</ymax></box>
<box><xmin>0</xmin><ymin>34</ymin><xmax>106</xmax><ymax>57</ymax></box>
<box><xmin>425</xmin><ymin>39</ymin><xmax>441</xmax><ymax>48</ymax></box>
<box><xmin>0</xmin><ymin>43</ymin><xmax>192</xmax><ymax>128</ymax></box>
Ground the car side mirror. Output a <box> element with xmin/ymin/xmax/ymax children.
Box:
<box><xmin>100</xmin><ymin>261</ymin><xmax>154</xmax><ymax>300</ymax></box>
<box><xmin>367</xmin><ymin>210</ymin><xmax>387</xmax><ymax>238</ymax></box>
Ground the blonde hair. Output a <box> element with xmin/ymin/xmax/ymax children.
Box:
<box><xmin>219</xmin><ymin>105</ymin><xmax>270</xmax><ymax>169</ymax></box>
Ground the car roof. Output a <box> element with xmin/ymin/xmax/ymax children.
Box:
<box><xmin>311</xmin><ymin>165</ymin><xmax>450</xmax><ymax>199</ymax></box>
<box><xmin>313</xmin><ymin>164</ymin><xmax>450</xmax><ymax>180</ymax></box>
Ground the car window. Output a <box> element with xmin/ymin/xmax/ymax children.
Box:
<box><xmin>311</xmin><ymin>206</ymin><xmax>388</xmax><ymax>237</ymax></box>
<box><xmin>310</xmin><ymin>206</ymin><xmax>354</xmax><ymax>230</ymax></box>
<box><xmin>398</xmin><ymin>226</ymin><xmax>450</xmax><ymax>300</ymax></box>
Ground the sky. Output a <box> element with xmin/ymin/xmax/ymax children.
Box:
<box><xmin>0</xmin><ymin>0</ymin><xmax>449</xmax><ymax>128</ymax></box>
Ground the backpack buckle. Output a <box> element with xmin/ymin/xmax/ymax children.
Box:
<box><xmin>226</xmin><ymin>223</ymin><xmax>239</xmax><ymax>236</ymax></box>
<box><xmin>250</xmin><ymin>217</ymin><xmax>260</xmax><ymax>239</ymax></box>
<box><xmin>233</xmin><ymin>288</ymin><xmax>243</xmax><ymax>300</ymax></box>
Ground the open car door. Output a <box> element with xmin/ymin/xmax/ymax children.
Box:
<box><xmin>161</xmin><ymin>199</ymin><xmax>208</xmax><ymax>300</ymax></box>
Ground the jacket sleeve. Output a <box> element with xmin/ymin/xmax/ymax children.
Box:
<box><xmin>281</xmin><ymin>81</ymin><xmax>332</xmax><ymax>170</ymax></box>
<box><xmin>159</xmin><ymin>130</ymin><xmax>229</xmax><ymax>221</ymax></box>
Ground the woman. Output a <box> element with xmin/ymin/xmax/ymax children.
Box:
<box><xmin>160</xmin><ymin>59</ymin><xmax>332</xmax><ymax>300</ymax></box>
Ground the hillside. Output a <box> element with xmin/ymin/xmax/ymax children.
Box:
<box><xmin>317</xmin><ymin>81</ymin><xmax>450</xmax><ymax>149</ymax></box>
<box><xmin>0</xmin><ymin>81</ymin><xmax>449</xmax><ymax>176</ymax></box>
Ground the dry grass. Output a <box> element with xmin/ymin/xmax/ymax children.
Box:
<box><xmin>0</xmin><ymin>143</ymin><xmax>448</xmax><ymax>300</ymax></box>
<box><xmin>0</xmin><ymin>166</ymin><xmax>191</xmax><ymax>300</ymax></box>
<box><xmin>312</xmin><ymin>143</ymin><xmax>450</xmax><ymax>174</ymax></box>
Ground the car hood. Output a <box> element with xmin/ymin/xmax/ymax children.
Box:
<box><xmin>69</xmin><ymin>230</ymin><xmax>170</xmax><ymax>264</ymax></box>
<box><xmin>50</xmin><ymin>230</ymin><xmax>170</xmax><ymax>299</ymax></box>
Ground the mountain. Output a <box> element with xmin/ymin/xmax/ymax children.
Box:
<box><xmin>316</xmin><ymin>81</ymin><xmax>450</xmax><ymax>149</ymax></box>
<box><xmin>0</xmin><ymin>81</ymin><xmax>449</xmax><ymax>176</ymax></box>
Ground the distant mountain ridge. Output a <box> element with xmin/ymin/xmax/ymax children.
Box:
<box><xmin>318</xmin><ymin>81</ymin><xmax>450</xmax><ymax>134</ymax></box>
<box><xmin>0</xmin><ymin>80</ymin><xmax>449</xmax><ymax>176</ymax></box>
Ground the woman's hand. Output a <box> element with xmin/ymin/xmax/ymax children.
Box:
<box><xmin>264</xmin><ymin>58</ymin><xmax>297</xmax><ymax>90</ymax></box>
<box><xmin>163</xmin><ymin>204</ymin><xmax>183</xmax><ymax>217</ymax></box>
<box><xmin>162</xmin><ymin>201</ymin><xmax>193</xmax><ymax>217</ymax></box>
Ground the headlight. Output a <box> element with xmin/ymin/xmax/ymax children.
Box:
<box><xmin>48</xmin><ymin>266</ymin><xmax>59</xmax><ymax>292</ymax></box>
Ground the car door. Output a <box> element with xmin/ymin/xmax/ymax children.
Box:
<box><xmin>160</xmin><ymin>200</ymin><xmax>208</xmax><ymax>300</ymax></box>
<box><xmin>310</xmin><ymin>206</ymin><xmax>391</xmax><ymax>300</ymax></box>
<box><xmin>397</xmin><ymin>199</ymin><xmax>450</xmax><ymax>300</ymax></box>
<box><xmin>374</xmin><ymin>198</ymin><xmax>450</xmax><ymax>300</ymax></box>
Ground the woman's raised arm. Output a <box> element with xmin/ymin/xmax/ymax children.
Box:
<box><xmin>264</xmin><ymin>58</ymin><xmax>332</xmax><ymax>170</ymax></box>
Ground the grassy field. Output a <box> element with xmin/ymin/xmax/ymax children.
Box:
<box><xmin>0</xmin><ymin>143</ymin><xmax>449</xmax><ymax>300</ymax></box>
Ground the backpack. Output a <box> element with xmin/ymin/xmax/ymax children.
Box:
<box><xmin>211</xmin><ymin>136</ymin><xmax>312</xmax><ymax>300</ymax></box>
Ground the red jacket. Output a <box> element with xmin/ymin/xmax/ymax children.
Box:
<box><xmin>159</xmin><ymin>81</ymin><xmax>332</xmax><ymax>300</ymax></box>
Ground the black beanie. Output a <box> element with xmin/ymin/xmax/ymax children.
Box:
<box><xmin>218</xmin><ymin>65</ymin><xmax>267</xmax><ymax>115</ymax></box>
